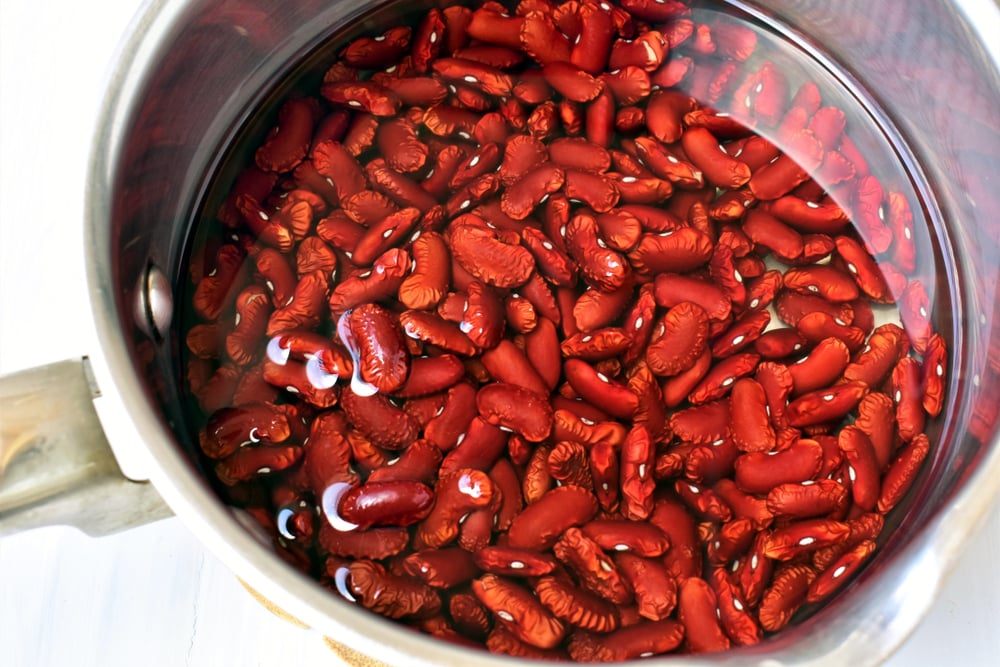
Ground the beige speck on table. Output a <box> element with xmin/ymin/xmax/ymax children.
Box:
<box><xmin>1</xmin><ymin>2</ymin><xmax>998</xmax><ymax>666</ymax></box>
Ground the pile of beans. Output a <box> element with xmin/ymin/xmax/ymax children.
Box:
<box><xmin>183</xmin><ymin>0</ymin><xmax>947</xmax><ymax>660</ymax></box>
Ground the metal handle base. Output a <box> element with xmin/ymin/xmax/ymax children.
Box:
<box><xmin>0</xmin><ymin>358</ymin><xmax>172</xmax><ymax>536</ymax></box>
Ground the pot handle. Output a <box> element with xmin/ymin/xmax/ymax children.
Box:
<box><xmin>0</xmin><ymin>358</ymin><xmax>172</xmax><ymax>536</ymax></box>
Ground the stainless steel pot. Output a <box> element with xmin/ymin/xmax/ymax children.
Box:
<box><xmin>2</xmin><ymin>1</ymin><xmax>999</xmax><ymax>665</ymax></box>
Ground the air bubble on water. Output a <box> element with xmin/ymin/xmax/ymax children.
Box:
<box><xmin>306</xmin><ymin>355</ymin><xmax>340</xmax><ymax>389</ymax></box>
<box><xmin>277</xmin><ymin>507</ymin><xmax>297</xmax><ymax>540</ymax></box>
<box><xmin>322</xmin><ymin>482</ymin><xmax>360</xmax><ymax>532</ymax></box>
<box><xmin>458</xmin><ymin>472</ymin><xmax>483</xmax><ymax>498</ymax></box>
<box><xmin>334</xmin><ymin>566</ymin><xmax>356</xmax><ymax>602</ymax></box>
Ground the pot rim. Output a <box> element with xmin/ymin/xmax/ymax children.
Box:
<box><xmin>83</xmin><ymin>1</ymin><xmax>1000</xmax><ymax>665</ymax></box>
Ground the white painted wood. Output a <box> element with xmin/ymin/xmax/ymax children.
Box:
<box><xmin>1</xmin><ymin>2</ymin><xmax>997</xmax><ymax>666</ymax></box>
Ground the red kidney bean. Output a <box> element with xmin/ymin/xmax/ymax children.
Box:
<box><xmin>343</xmin><ymin>303</ymin><xmax>410</xmax><ymax>394</ymax></box>
<box><xmin>337</xmin><ymin>480</ymin><xmax>434</xmax><ymax>530</ymax></box>
<box><xmin>198</xmin><ymin>402</ymin><xmax>291</xmax><ymax>460</ymax></box>
<box><xmin>854</xmin><ymin>391</ymin><xmax>897</xmax><ymax>470</ymax></box>
<box><xmin>185</xmin><ymin>0</ymin><xmax>950</xmax><ymax>659</ymax></box>
<box><xmin>508</xmin><ymin>485</ymin><xmax>599</xmax><ymax>551</ymax></box>
<box><xmin>730</xmin><ymin>378</ymin><xmax>776</xmax><ymax>453</ymax></box>
<box><xmin>678</xmin><ymin>576</ymin><xmax>731</xmax><ymax>653</ymax></box>
<box><xmin>476</xmin><ymin>381</ymin><xmax>554</xmax><ymax>442</ymax></box>
<box><xmin>735</xmin><ymin>439</ymin><xmax>824</xmax><ymax>495</ymax></box>
<box><xmin>548</xmin><ymin>440</ymin><xmax>593</xmax><ymax>489</ymax></box>
<box><xmin>440</xmin><ymin>416</ymin><xmax>508</xmax><ymax>473</ymax></box>
<box><xmin>766</xmin><ymin>479</ymin><xmax>848</xmax><ymax>520</ymax></box>
<box><xmin>535</xmin><ymin>576</ymin><xmax>621</xmax><ymax>633</ymax></box>
<box><xmin>554</xmin><ymin>527</ymin><xmax>633</xmax><ymax>605</ymax></box>
<box><xmin>758</xmin><ymin>563</ymin><xmax>816</xmax><ymax>632</ymax></box>
<box><xmin>646</xmin><ymin>301</ymin><xmax>709</xmax><ymax>376</ymax></box>
<box><xmin>806</xmin><ymin>538</ymin><xmax>876</xmax><ymax>603</ymax></box>
<box><xmin>473</xmin><ymin>574</ymin><xmax>566</xmax><ymax>650</ymax></box>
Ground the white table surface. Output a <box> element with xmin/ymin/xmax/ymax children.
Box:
<box><xmin>1</xmin><ymin>1</ymin><xmax>998</xmax><ymax>666</ymax></box>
